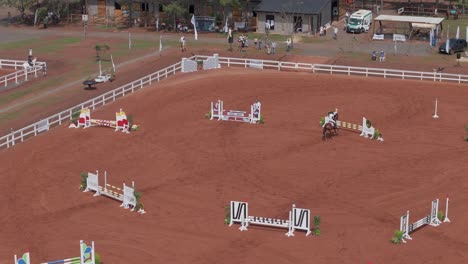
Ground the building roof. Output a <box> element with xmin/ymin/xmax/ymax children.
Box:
<box><xmin>374</xmin><ymin>15</ymin><xmax>444</xmax><ymax>25</ymax></box>
<box><xmin>254</xmin><ymin>0</ymin><xmax>330</xmax><ymax>14</ymax></box>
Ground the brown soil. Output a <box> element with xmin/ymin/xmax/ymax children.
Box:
<box><xmin>0</xmin><ymin>68</ymin><xmax>467</xmax><ymax>264</ymax></box>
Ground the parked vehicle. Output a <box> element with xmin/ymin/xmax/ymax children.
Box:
<box><xmin>439</xmin><ymin>38</ymin><xmax>467</xmax><ymax>54</ymax></box>
<box><xmin>346</xmin><ymin>9</ymin><xmax>372</xmax><ymax>33</ymax></box>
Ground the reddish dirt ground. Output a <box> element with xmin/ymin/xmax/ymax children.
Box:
<box><xmin>1</xmin><ymin>68</ymin><xmax>468</xmax><ymax>264</ymax></box>
<box><xmin>0</xmin><ymin>45</ymin><xmax>329</xmax><ymax>134</ymax></box>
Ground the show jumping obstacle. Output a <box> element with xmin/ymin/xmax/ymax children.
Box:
<box><xmin>210</xmin><ymin>100</ymin><xmax>261</xmax><ymax>124</ymax></box>
<box><xmin>83</xmin><ymin>170</ymin><xmax>145</xmax><ymax>214</ymax></box>
<box><xmin>229</xmin><ymin>201</ymin><xmax>311</xmax><ymax>237</ymax></box>
<box><xmin>14</xmin><ymin>240</ymin><xmax>95</xmax><ymax>264</ymax></box>
<box><xmin>72</xmin><ymin>108</ymin><xmax>129</xmax><ymax>132</ymax></box>
<box><xmin>399</xmin><ymin>197</ymin><xmax>450</xmax><ymax>243</ymax></box>
<box><xmin>336</xmin><ymin>117</ymin><xmax>384</xmax><ymax>141</ymax></box>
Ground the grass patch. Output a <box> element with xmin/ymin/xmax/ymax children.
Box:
<box><xmin>0</xmin><ymin>38</ymin><xmax>40</xmax><ymax>50</ymax></box>
<box><xmin>36</xmin><ymin>37</ymin><xmax>82</xmax><ymax>53</ymax></box>
<box><xmin>301</xmin><ymin>36</ymin><xmax>329</xmax><ymax>44</ymax></box>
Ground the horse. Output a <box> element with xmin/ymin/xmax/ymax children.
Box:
<box><xmin>322</xmin><ymin>112</ymin><xmax>339</xmax><ymax>140</ymax></box>
<box><xmin>23</xmin><ymin>57</ymin><xmax>36</xmax><ymax>70</ymax></box>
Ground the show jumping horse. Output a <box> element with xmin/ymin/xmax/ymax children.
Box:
<box><xmin>322</xmin><ymin>113</ymin><xmax>339</xmax><ymax>140</ymax></box>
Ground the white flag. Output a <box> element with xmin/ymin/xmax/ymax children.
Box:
<box><xmin>429</xmin><ymin>29</ymin><xmax>434</xmax><ymax>46</ymax></box>
<box><xmin>466</xmin><ymin>26</ymin><xmax>468</xmax><ymax>42</ymax></box>
<box><xmin>224</xmin><ymin>18</ymin><xmax>228</xmax><ymax>33</ymax></box>
<box><xmin>98</xmin><ymin>60</ymin><xmax>102</xmax><ymax>76</ymax></box>
<box><xmin>159</xmin><ymin>35</ymin><xmax>162</xmax><ymax>52</ymax></box>
<box><xmin>446</xmin><ymin>28</ymin><xmax>450</xmax><ymax>53</ymax></box>
<box><xmin>111</xmin><ymin>54</ymin><xmax>116</xmax><ymax>73</ymax></box>
<box><xmin>191</xmin><ymin>14</ymin><xmax>198</xmax><ymax>40</ymax></box>
<box><xmin>456</xmin><ymin>26</ymin><xmax>460</xmax><ymax>39</ymax></box>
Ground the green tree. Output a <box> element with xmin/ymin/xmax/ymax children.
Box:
<box><xmin>163</xmin><ymin>1</ymin><xmax>186</xmax><ymax>30</ymax></box>
<box><xmin>0</xmin><ymin>0</ymin><xmax>36</xmax><ymax>21</ymax></box>
<box><xmin>218</xmin><ymin>0</ymin><xmax>240</xmax><ymax>28</ymax></box>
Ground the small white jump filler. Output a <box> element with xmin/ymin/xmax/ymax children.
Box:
<box><xmin>210</xmin><ymin>100</ymin><xmax>261</xmax><ymax>124</ymax></box>
<box><xmin>229</xmin><ymin>201</ymin><xmax>311</xmax><ymax>237</ymax></box>
<box><xmin>83</xmin><ymin>170</ymin><xmax>145</xmax><ymax>214</ymax></box>
<box><xmin>399</xmin><ymin>197</ymin><xmax>450</xmax><ymax>243</ymax></box>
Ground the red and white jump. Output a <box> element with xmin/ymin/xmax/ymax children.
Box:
<box><xmin>210</xmin><ymin>100</ymin><xmax>261</xmax><ymax>124</ymax></box>
<box><xmin>70</xmin><ymin>108</ymin><xmax>130</xmax><ymax>133</ymax></box>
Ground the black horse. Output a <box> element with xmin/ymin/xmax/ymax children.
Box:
<box><xmin>322</xmin><ymin>112</ymin><xmax>339</xmax><ymax>140</ymax></box>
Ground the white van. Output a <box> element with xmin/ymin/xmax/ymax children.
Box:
<box><xmin>346</xmin><ymin>9</ymin><xmax>372</xmax><ymax>33</ymax></box>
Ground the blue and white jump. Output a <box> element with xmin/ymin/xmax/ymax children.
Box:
<box><xmin>14</xmin><ymin>240</ymin><xmax>95</xmax><ymax>264</ymax></box>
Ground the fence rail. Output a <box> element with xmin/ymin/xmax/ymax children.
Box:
<box><xmin>1</xmin><ymin>54</ymin><xmax>468</xmax><ymax>151</ymax></box>
<box><xmin>0</xmin><ymin>59</ymin><xmax>47</xmax><ymax>87</ymax></box>
<box><xmin>0</xmin><ymin>59</ymin><xmax>185</xmax><ymax>150</ymax></box>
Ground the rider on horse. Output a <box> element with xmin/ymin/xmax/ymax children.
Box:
<box><xmin>323</xmin><ymin>108</ymin><xmax>338</xmax><ymax>128</ymax></box>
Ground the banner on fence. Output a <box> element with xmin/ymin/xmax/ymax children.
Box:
<box><xmin>36</xmin><ymin>119</ymin><xmax>49</xmax><ymax>133</ymax></box>
<box><xmin>249</xmin><ymin>60</ymin><xmax>263</xmax><ymax>69</ymax></box>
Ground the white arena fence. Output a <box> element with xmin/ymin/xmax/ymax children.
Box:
<box><xmin>0</xmin><ymin>59</ymin><xmax>47</xmax><ymax>87</ymax></box>
<box><xmin>196</xmin><ymin>55</ymin><xmax>468</xmax><ymax>84</ymax></box>
<box><xmin>0</xmin><ymin>58</ymin><xmax>186</xmax><ymax>150</ymax></box>
<box><xmin>1</xmin><ymin>54</ymin><xmax>468</xmax><ymax>151</ymax></box>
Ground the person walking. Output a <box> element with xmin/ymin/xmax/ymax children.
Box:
<box><xmin>333</xmin><ymin>26</ymin><xmax>338</xmax><ymax>39</ymax></box>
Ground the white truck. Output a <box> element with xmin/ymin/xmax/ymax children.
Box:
<box><xmin>346</xmin><ymin>9</ymin><xmax>372</xmax><ymax>33</ymax></box>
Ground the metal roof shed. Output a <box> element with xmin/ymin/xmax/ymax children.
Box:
<box><xmin>373</xmin><ymin>15</ymin><xmax>445</xmax><ymax>40</ymax></box>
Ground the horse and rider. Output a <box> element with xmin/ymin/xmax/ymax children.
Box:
<box><xmin>322</xmin><ymin>108</ymin><xmax>339</xmax><ymax>140</ymax></box>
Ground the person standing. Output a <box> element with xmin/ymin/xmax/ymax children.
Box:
<box><xmin>379</xmin><ymin>51</ymin><xmax>385</xmax><ymax>62</ymax></box>
<box><xmin>286</xmin><ymin>38</ymin><xmax>291</xmax><ymax>52</ymax></box>
<box><xmin>42</xmin><ymin>64</ymin><xmax>47</xmax><ymax>76</ymax></box>
<box><xmin>271</xmin><ymin>41</ymin><xmax>276</xmax><ymax>55</ymax></box>
<box><xmin>265</xmin><ymin>21</ymin><xmax>270</xmax><ymax>34</ymax></box>
<box><xmin>333</xmin><ymin>26</ymin><xmax>338</xmax><ymax>39</ymax></box>
<box><xmin>179</xmin><ymin>35</ymin><xmax>186</xmax><ymax>52</ymax></box>
<box><xmin>227</xmin><ymin>28</ymin><xmax>233</xmax><ymax>51</ymax></box>
<box><xmin>43</xmin><ymin>15</ymin><xmax>49</xmax><ymax>29</ymax></box>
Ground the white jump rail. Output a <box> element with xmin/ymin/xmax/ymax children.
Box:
<box><xmin>2</xmin><ymin>54</ymin><xmax>468</xmax><ymax>151</ymax></box>
<box><xmin>0</xmin><ymin>59</ymin><xmax>47</xmax><ymax>87</ymax></box>
<box><xmin>0</xmin><ymin>58</ymin><xmax>187</xmax><ymax>150</ymax></box>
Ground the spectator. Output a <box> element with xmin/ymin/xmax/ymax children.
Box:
<box><xmin>227</xmin><ymin>28</ymin><xmax>234</xmax><ymax>51</ymax></box>
<box><xmin>286</xmin><ymin>38</ymin><xmax>292</xmax><ymax>52</ymax></box>
<box><xmin>254</xmin><ymin>38</ymin><xmax>258</xmax><ymax>49</ymax></box>
<box><xmin>371</xmin><ymin>51</ymin><xmax>377</xmax><ymax>61</ymax></box>
<box><xmin>258</xmin><ymin>38</ymin><xmax>262</xmax><ymax>50</ymax></box>
<box><xmin>179</xmin><ymin>35</ymin><xmax>186</xmax><ymax>52</ymax></box>
<box><xmin>379</xmin><ymin>50</ymin><xmax>385</xmax><ymax>62</ymax></box>
<box><xmin>271</xmin><ymin>41</ymin><xmax>277</xmax><ymax>55</ymax></box>
<box><xmin>333</xmin><ymin>26</ymin><xmax>338</xmax><ymax>39</ymax></box>
<box><xmin>265</xmin><ymin>21</ymin><xmax>270</xmax><ymax>34</ymax></box>
<box><xmin>319</xmin><ymin>26</ymin><xmax>324</xmax><ymax>36</ymax></box>
<box><xmin>42</xmin><ymin>64</ymin><xmax>47</xmax><ymax>76</ymax></box>
<box><xmin>43</xmin><ymin>16</ymin><xmax>49</xmax><ymax>29</ymax></box>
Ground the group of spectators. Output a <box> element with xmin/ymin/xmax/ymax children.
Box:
<box><xmin>226</xmin><ymin>27</ymin><xmax>292</xmax><ymax>55</ymax></box>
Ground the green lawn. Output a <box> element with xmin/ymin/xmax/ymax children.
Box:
<box><xmin>0</xmin><ymin>38</ymin><xmax>40</xmax><ymax>50</ymax></box>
